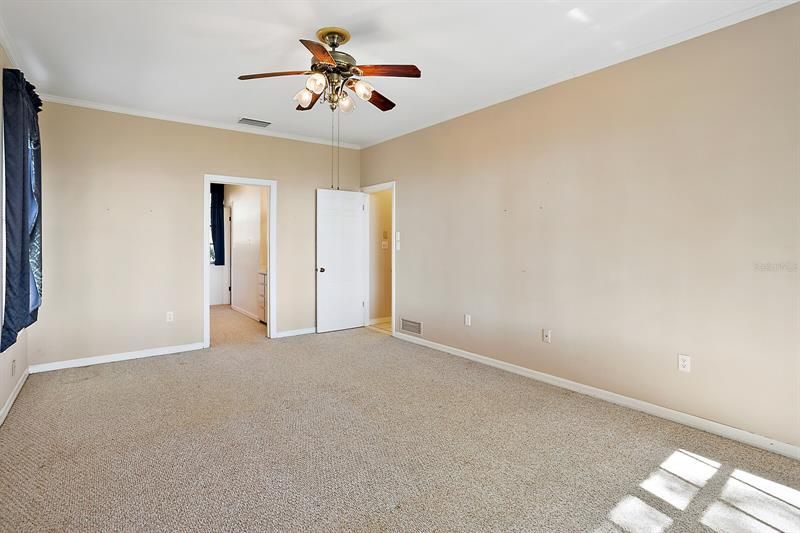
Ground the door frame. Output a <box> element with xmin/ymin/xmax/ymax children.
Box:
<box><xmin>361</xmin><ymin>181</ymin><xmax>396</xmax><ymax>334</ymax></box>
<box><xmin>203</xmin><ymin>174</ymin><xmax>278</xmax><ymax>345</ymax></box>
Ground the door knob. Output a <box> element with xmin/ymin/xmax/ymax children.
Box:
<box><xmin>319</xmin><ymin>267</ymin><xmax>326</xmax><ymax>272</ymax></box>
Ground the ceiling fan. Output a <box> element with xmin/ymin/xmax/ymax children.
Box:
<box><xmin>238</xmin><ymin>27</ymin><xmax>421</xmax><ymax>113</ymax></box>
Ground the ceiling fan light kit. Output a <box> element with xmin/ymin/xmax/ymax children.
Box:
<box><xmin>238</xmin><ymin>26</ymin><xmax>421</xmax><ymax>113</ymax></box>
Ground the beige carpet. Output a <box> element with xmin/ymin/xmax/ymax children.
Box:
<box><xmin>0</xmin><ymin>306</ymin><xmax>797</xmax><ymax>532</ymax></box>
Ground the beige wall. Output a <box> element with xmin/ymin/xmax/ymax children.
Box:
<box><xmin>368</xmin><ymin>189</ymin><xmax>392</xmax><ymax>321</ymax></box>
<box><xmin>259</xmin><ymin>186</ymin><xmax>269</xmax><ymax>273</ymax></box>
<box><xmin>0</xmin><ymin>44</ymin><xmax>30</xmax><ymax>419</ymax></box>
<box><xmin>362</xmin><ymin>5</ymin><xmax>800</xmax><ymax>446</ymax></box>
<box><xmin>29</xmin><ymin>103</ymin><xmax>358</xmax><ymax>365</ymax></box>
<box><xmin>225</xmin><ymin>183</ymin><xmax>267</xmax><ymax>322</ymax></box>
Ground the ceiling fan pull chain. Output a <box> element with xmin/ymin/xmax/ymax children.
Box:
<box><xmin>337</xmin><ymin>109</ymin><xmax>341</xmax><ymax>190</ymax></box>
<box><xmin>330</xmin><ymin>109</ymin><xmax>335</xmax><ymax>189</ymax></box>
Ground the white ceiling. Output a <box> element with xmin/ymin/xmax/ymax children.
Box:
<box><xmin>0</xmin><ymin>0</ymin><xmax>793</xmax><ymax>148</ymax></box>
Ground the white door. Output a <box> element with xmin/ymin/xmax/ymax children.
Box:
<box><xmin>316</xmin><ymin>189</ymin><xmax>368</xmax><ymax>333</ymax></box>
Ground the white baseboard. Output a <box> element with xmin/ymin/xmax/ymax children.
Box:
<box><xmin>369</xmin><ymin>317</ymin><xmax>391</xmax><ymax>326</ymax></box>
<box><xmin>0</xmin><ymin>368</ymin><xmax>29</xmax><ymax>427</ymax></box>
<box><xmin>231</xmin><ymin>305</ymin><xmax>262</xmax><ymax>322</ymax></box>
<box><xmin>28</xmin><ymin>342</ymin><xmax>205</xmax><ymax>374</ymax></box>
<box><xmin>393</xmin><ymin>332</ymin><xmax>799</xmax><ymax>460</ymax></box>
<box><xmin>272</xmin><ymin>327</ymin><xmax>316</xmax><ymax>338</ymax></box>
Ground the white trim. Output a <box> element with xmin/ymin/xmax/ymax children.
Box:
<box><xmin>28</xmin><ymin>343</ymin><xmax>204</xmax><ymax>374</ymax></box>
<box><xmin>41</xmin><ymin>94</ymin><xmax>361</xmax><ymax>150</ymax></box>
<box><xmin>231</xmin><ymin>304</ymin><xmax>261</xmax><ymax>322</ymax></box>
<box><xmin>368</xmin><ymin>316</ymin><xmax>391</xmax><ymax>325</ymax></box>
<box><xmin>361</xmin><ymin>181</ymin><xmax>396</xmax><ymax>335</ymax></box>
<box><xmin>204</xmin><ymin>174</ymin><xmax>278</xmax><ymax>345</ymax></box>
<box><xmin>0</xmin><ymin>368</ymin><xmax>28</xmax><ymax>427</ymax></box>
<box><xmin>393</xmin><ymin>332</ymin><xmax>800</xmax><ymax>460</ymax></box>
<box><xmin>362</xmin><ymin>193</ymin><xmax>370</xmax><ymax>329</ymax></box>
<box><xmin>271</xmin><ymin>327</ymin><xmax>316</xmax><ymax>338</ymax></box>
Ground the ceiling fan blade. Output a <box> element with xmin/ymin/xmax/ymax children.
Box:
<box><xmin>296</xmin><ymin>90</ymin><xmax>322</xmax><ymax>111</ymax></box>
<box><xmin>300</xmin><ymin>39</ymin><xmax>336</xmax><ymax>66</ymax></box>
<box><xmin>367</xmin><ymin>90</ymin><xmax>396</xmax><ymax>111</ymax></box>
<box><xmin>238</xmin><ymin>70</ymin><xmax>308</xmax><ymax>80</ymax></box>
<box><xmin>355</xmin><ymin>65</ymin><xmax>421</xmax><ymax>78</ymax></box>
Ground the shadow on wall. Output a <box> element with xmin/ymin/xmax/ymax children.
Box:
<box><xmin>593</xmin><ymin>449</ymin><xmax>799</xmax><ymax>532</ymax></box>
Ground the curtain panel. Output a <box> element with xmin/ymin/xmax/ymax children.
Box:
<box><xmin>210</xmin><ymin>183</ymin><xmax>225</xmax><ymax>266</ymax></box>
<box><xmin>1</xmin><ymin>69</ymin><xmax>42</xmax><ymax>352</ymax></box>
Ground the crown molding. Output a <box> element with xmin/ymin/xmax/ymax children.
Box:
<box><xmin>40</xmin><ymin>94</ymin><xmax>362</xmax><ymax>150</ymax></box>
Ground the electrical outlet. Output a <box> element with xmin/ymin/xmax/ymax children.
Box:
<box><xmin>166</xmin><ymin>311</ymin><xmax>174</xmax><ymax>323</ymax></box>
<box><xmin>678</xmin><ymin>353</ymin><xmax>691</xmax><ymax>373</ymax></box>
<box><xmin>11</xmin><ymin>359</ymin><xmax>15</xmax><ymax>377</ymax></box>
<box><xmin>464</xmin><ymin>314</ymin><xmax>471</xmax><ymax>327</ymax></box>
<box><xmin>542</xmin><ymin>329</ymin><xmax>552</xmax><ymax>343</ymax></box>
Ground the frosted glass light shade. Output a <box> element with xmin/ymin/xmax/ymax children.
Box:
<box><xmin>339</xmin><ymin>94</ymin><xmax>355</xmax><ymax>113</ymax></box>
<box><xmin>353</xmin><ymin>80</ymin><xmax>374</xmax><ymax>101</ymax></box>
<box><xmin>293</xmin><ymin>88</ymin><xmax>313</xmax><ymax>108</ymax></box>
<box><xmin>306</xmin><ymin>73</ymin><xmax>327</xmax><ymax>94</ymax></box>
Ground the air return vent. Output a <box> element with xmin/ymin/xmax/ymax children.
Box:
<box><xmin>400</xmin><ymin>318</ymin><xmax>422</xmax><ymax>335</ymax></box>
<box><xmin>238</xmin><ymin>117</ymin><xmax>271</xmax><ymax>128</ymax></box>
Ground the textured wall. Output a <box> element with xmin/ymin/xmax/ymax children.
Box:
<box><xmin>362</xmin><ymin>5</ymin><xmax>800</xmax><ymax>446</ymax></box>
<box><xmin>29</xmin><ymin>103</ymin><xmax>359</xmax><ymax>364</ymax></box>
<box><xmin>369</xmin><ymin>189</ymin><xmax>392</xmax><ymax>321</ymax></box>
<box><xmin>225</xmin><ymin>184</ymin><xmax>266</xmax><ymax>321</ymax></box>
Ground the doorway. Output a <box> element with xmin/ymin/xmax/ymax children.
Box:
<box><xmin>203</xmin><ymin>175</ymin><xmax>277</xmax><ymax>347</ymax></box>
<box><xmin>362</xmin><ymin>182</ymin><xmax>396</xmax><ymax>335</ymax></box>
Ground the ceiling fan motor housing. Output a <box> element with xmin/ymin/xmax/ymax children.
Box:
<box><xmin>312</xmin><ymin>50</ymin><xmax>357</xmax><ymax>80</ymax></box>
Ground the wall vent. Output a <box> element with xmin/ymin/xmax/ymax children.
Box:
<box><xmin>238</xmin><ymin>117</ymin><xmax>271</xmax><ymax>128</ymax></box>
<box><xmin>400</xmin><ymin>318</ymin><xmax>423</xmax><ymax>335</ymax></box>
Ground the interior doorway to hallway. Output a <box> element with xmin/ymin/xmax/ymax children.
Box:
<box><xmin>203</xmin><ymin>174</ymin><xmax>278</xmax><ymax>347</ymax></box>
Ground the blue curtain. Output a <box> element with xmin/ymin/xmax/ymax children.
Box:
<box><xmin>210</xmin><ymin>183</ymin><xmax>225</xmax><ymax>266</ymax></box>
<box><xmin>2</xmin><ymin>69</ymin><xmax>42</xmax><ymax>352</ymax></box>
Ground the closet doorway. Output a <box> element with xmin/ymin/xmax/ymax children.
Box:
<box><xmin>362</xmin><ymin>181</ymin><xmax>396</xmax><ymax>335</ymax></box>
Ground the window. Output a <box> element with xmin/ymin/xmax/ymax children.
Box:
<box><xmin>1</xmin><ymin>69</ymin><xmax>43</xmax><ymax>351</ymax></box>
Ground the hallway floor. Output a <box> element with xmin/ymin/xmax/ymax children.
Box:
<box><xmin>211</xmin><ymin>304</ymin><xmax>266</xmax><ymax>346</ymax></box>
<box><xmin>368</xmin><ymin>319</ymin><xmax>392</xmax><ymax>334</ymax></box>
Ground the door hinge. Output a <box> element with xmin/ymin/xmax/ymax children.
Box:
<box><xmin>362</xmin><ymin>204</ymin><xmax>365</xmax><ymax>211</ymax></box>
<box><xmin>362</xmin><ymin>301</ymin><xmax>365</xmax><ymax>307</ymax></box>
<box><xmin>228</xmin><ymin>286</ymin><xmax>231</xmax><ymax>291</ymax></box>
